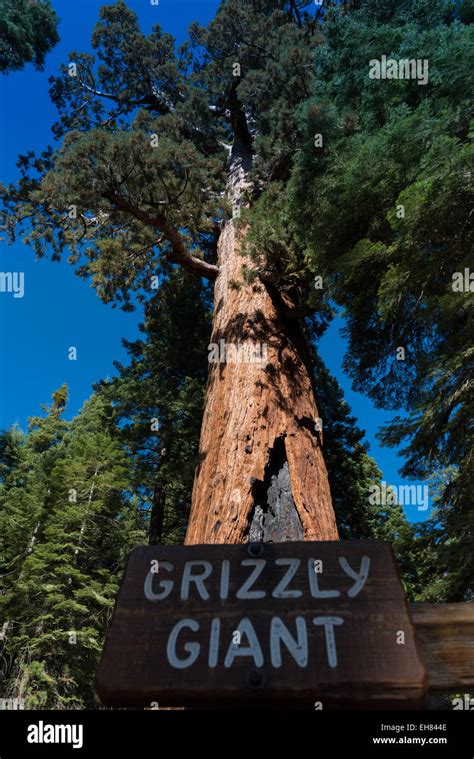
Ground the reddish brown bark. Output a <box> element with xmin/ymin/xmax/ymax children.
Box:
<box><xmin>185</xmin><ymin>217</ymin><xmax>338</xmax><ymax>545</ymax></box>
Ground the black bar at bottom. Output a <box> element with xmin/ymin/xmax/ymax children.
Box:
<box><xmin>0</xmin><ymin>710</ymin><xmax>472</xmax><ymax>758</ymax></box>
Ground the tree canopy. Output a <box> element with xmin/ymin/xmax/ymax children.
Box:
<box><xmin>246</xmin><ymin>0</ymin><xmax>473</xmax><ymax>599</ymax></box>
<box><xmin>0</xmin><ymin>389</ymin><xmax>147</xmax><ymax>707</ymax></box>
<box><xmin>0</xmin><ymin>0</ymin><xmax>59</xmax><ymax>74</ymax></box>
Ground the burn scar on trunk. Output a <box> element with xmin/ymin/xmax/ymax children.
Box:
<box><xmin>247</xmin><ymin>436</ymin><xmax>303</xmax><ymax>542</ymax></box>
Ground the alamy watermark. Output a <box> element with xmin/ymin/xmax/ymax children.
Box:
<box><xmin>368</xmin><ymin>481</ymin><xmax>430</xmax><ymax>512</ymax></box>
<box><xmin>452</xmin><ymin>694</ymin><xmax>474</xmax><ymax>710</ymax></box>
<box><xmin>369</xmin><ymin>55</ymin><xmax>429</xmax><ymax>86</ymax></box>
<box><xmin>27</xmin><ymin>721</ymin><xmax>83</xmax><ymax>750</ymax></box>
<box><xmin>208</xmin><ymin>340</ymin><xmax>268</xmax><ymax>365</ymax></box>
<box><xmin>0</xmin><ymin>271</ymin><xmax>24</xmax><ymax>298</ymax></box>
<box><xmin>452</xmin><ymin>268</ymin><xmax>474</xmax><ymax>292</ymax></box>
<box><xmin>0</xmin><ymin>698</ymin><xmax>25</xmax><ymax>710</ymax></box>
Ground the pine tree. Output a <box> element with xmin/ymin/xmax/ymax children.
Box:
<box><xmin>0</xmin><ymin>387</ymin><xmax>69</xmax><ymax>700</ymax></box>
<box><xmin>0</xmin><ymin>390</ymin><xmax>147</xmax><ymax>708</ymax></box>
<box><xmin>0</xmin><ymin>386</ymin><xmax>69</xmax><ymax>616</ymax></box>
<box><xmin>0</xmin><ymin>0</ymin><xmax>59</xmax><ymax>74</ymax></box>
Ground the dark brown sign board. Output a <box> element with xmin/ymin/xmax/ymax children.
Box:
<box><xmin>95</xmin><ymin>540</ymin><xmax>427</xmax><ymax>709</ymax></box>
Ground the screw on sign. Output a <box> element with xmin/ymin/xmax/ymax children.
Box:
<box><xmin>95</xmin><ymin>540</ymin><xmax>427</xmax><ymax>708</ymax></box>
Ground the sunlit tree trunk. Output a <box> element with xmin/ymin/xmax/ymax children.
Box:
<box><xmin>186</xmin><ymin>142</ymin><xmax>338</xmax><ymax>545</ymax></box>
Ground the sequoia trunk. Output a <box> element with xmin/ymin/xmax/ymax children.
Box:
<box><xmin>185</xmin><ymin>218</ymin><xmax>338</xmax><ymax>545</ymax></box>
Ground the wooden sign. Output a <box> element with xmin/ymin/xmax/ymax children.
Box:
<box><xmin>95</xmin><ymin>540</ymin><xmax>427</xmax><ymax>708</ymax></box>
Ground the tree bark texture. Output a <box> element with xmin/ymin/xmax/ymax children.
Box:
<box><xmin>185</xmin><ymin>218</ymin><xmax>338</xmax><ymax>545</ymax></box>
<box><xmin>184</xmin><ymin>131</ymin><xmax>338</xmax><ymax>545</ymax></box>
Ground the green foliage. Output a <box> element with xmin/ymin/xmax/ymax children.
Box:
<box><xmin>186</xmin><ymin>0</ymin><xmax>322</xmax><ymax>177</ymax></box>
<box><xmin>0</xmin><ymin>1</ymin><xmax>329</xmax><ymax>299</ymax></box>
<box><xmin>284</xmin><ymin>0</ymin><xmax>473</xmax><ymax>600</ymax></box>
<box><xmin>0</xmin><ymin>390</ymin><xmax>147</xmax><ymax>708</ymax></box>
<box><xmin>0</xmin><ymin>0</ymin><xmax>59</xmax><ymax>74</ymax></box>
<box><xmin>310</xmin><ymin>350</ymin><xmax>423</xmax><ymax>599</ymax></box>
<box><xmin>409</xmin><ymin>468</ymin><xmax>474</xmax><ymax>602</ymax></box>
<box><xmin>2</xmin><ymin>112</ymin><xmax>224</xmax><ymax>309</ymax></box>
<box><xmin>0</xmin><ymin>1</ymin><xmax>226</xmax><ymax>305</ymax></box>
<box><xmin>98</xmin><ymin>268</ymin><xmax>212</xmax><ymax>544</ymax></box>
<box><xmin>237</xmin><ymin>0</ymin><xmax>472</xmax><ymax>601</ymax></box>
<box><xmin>0</xmin><ymin>389</ymin><xmax>68</xmax><ymax>585</ymax></box>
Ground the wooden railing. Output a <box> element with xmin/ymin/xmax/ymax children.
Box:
<box><xmin>410</xmin><ymin>602</ymin><xmax>474</xmax><ymax>691</ymax></box>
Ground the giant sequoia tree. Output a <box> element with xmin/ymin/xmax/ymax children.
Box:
<box><xmin>1</xmin><ymin>0</ymin><xmax>339</xmax><ymax>545</ymax></box>
<box><xmin>2</xmin><ymin>0</ymin><xmax>469</xmax><ymax>710</ymax></box>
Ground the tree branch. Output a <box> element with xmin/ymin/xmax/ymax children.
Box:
<box><xmin>289</xmin><ymin>0</ymin><xmax>303</xmax><ymax>29</ymax></box>
<box><xmin>261</xmin><ymin>277</ymin><xmax>317</xmax><ymax>319</ymax></box>
<box><xmin>103</xmin><ymin>190</ymin><xmax>219</xmax><ymax>280</ymax></box>
<box><xmin>75</xmin><ymin>64</ymin><xmax>221</xmax><ymax>154</ymax></box>
<box><xmin>77</xmin><ymin>77</ymin><xmax>170</xmax><ymax>115</ymax></box>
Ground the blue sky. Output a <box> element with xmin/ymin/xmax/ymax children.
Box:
<box><xmin>0</xmin><ymin>0</ymin><xmax>430</xmax><ymax>521</ymax></box>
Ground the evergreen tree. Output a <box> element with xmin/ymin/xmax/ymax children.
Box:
<box><xmin>0</xmin><ymin>0</ymin><xmax>59</xmax><ymax>74</ymax></box>
<box><xmin>98</xmin><ymin>268</ymin><xmax>211</xmax><ymax>544</ymax></box>
<box><xmin>0</xmin><ymin>0</ymin><xmax>467</xmax><ymax>710</ymax></box>
<box><xmin>101</xmin><ymin>263</ymin><xmax>422</xmax><ymax>594</ymax></box>
<box><xmin>0</xmin><ymin>386</ymin><xmax>69</xmax><ymax>620</ymax></box>
<box><xmin>103</xmin><ymin>263</ymin><xmax>419</xmax><ymax>557</ymax></box>
<box><xmin>0</xmin><ymin>387</ymin><xmax>69</xmax><ymax>698</ymax></box>
<box><xmin>0</xmin><ymin>390</ymin><xmax>146</xmax><ymax>708</ymax></box>
<box><xmin>1</xmin><ymin>1</ymin><xmax>343</xmax><ymax>545</ymax></box>
<box><xmin>410</xmin><ymin>468</ymin><xmax>473</xmax><ymax>602</ymax></box>
<box><xmin>245</xmin><ymin>0</ymin><xmax>472</xmax><ymax>598</ymax></box>
<box><xmin>310</xmin><ymin>348</ymin><xmax>423</xmax><ymax>599</ymax></box>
